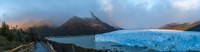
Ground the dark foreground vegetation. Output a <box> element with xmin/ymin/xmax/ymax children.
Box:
<box><xmin>0</xmin><ymin>21</ymin><xmax>34</xmax><ymax>51</ymax></box>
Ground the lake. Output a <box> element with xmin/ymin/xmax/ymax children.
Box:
<box><xmin>47</xmin><ymin>35</ymin><xmax>155</xmax><ymax>52</ymax></box>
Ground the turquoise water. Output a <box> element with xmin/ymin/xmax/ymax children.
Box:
<box><xmin>48</xmin><ymin>35</ymin><xmax>95</xmax><ymax>48</ymax></box>
<box><xmin>47</xmin><ymin>35</ymin><xmax>153</xmax><ymax>52</ymax></box>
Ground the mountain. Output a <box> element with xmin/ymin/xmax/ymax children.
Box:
<box><xmin>159</xmin><ymin>23</ymin><xmax>189</xmax><ymax>30</ymax></box>
<box><xmin>159</xmin><ymin>20</ymin><xmax>200</xmax><ymax>31</ymax></box>
<box><xmin>54</xmin><ymin>12</ymin><xmax>118</xmax><ymax>36</ymax></box>
<box><xmin>186</xmin><ymin>21</ymin><xmax>200</xmax><ymax>31</ymax></box>
<box><xmin>187</xmin><ymin>25</ymin><xmax>200</xmax><ymax>31</ymax></box>
<box><xmin>25</xmin><ymin>13</ymin><xmax>120</xmax><ymax>36</ymax></box>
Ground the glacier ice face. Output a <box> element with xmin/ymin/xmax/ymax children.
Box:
<box><xmin>95</xmin><ymin>29</ymin><xmax>200</xmax><ymax>51</ymax></box>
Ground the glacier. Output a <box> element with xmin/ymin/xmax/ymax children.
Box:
<box><xmin>95</xmin><ymin>29</ymin><xmax>200</xmax><ymax>51</ymax></box>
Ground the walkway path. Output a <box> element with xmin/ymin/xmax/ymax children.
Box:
<box><xmin>34</xmin><ymin>42</ymin><xmax>48</xmax><ymax>52</ymax></box>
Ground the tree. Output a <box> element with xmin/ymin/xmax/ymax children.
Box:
<box><xmin>0</xmin><ymin>21</ymin><xmax>13</xmax><ymax>41</ymax></box>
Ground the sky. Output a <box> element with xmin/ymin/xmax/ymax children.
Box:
<box><xmin>0</xmin><ymin>0</ymin><xmax>200</xmax><ymax>29</ymax></box>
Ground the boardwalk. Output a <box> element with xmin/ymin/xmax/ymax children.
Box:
<box><xmin>34</xmin><ymin>42</ymin><xmax>48</xmax><ymax>52</ymax></box>
<box><xmin>6</xmin><ymin>42</ymin><xmax>35</xmax><ymax>52</ymax></box>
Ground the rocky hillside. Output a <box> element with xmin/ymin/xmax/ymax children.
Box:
<box><xmin>186</xmin><ymin>22</ymin><xmax>200</xmax><ymax>31</ymax></box>
<box><xmin>55</xmin><ymin>13</ymin><xmax>117</xmax><ymax>35</ymax></box>
<box><xmin>159</xmin><ymin>20</ymin><xmax>200</xmax><ymax>31</ymax></box>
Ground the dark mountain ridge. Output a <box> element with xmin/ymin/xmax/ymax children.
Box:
<box><xmin>30</xmin><ymin>12</ymin><xmax>120</xmax><ymax>36</ymax></box>
<box><xmin>55</xmin><ymin>12</ymin><xmax>118</xmax><ymax>35</ymax></box>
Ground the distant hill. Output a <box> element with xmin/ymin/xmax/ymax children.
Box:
<box><xmin>55</xmin><ymin>12</ymin><xmax>118</xmax><ymax>36</ymax></box>
<box><xmin>159</xmin><ymin>23</ymin><xmax>189</xmax><ymax>30</ymax></box>
<box><xmin>28</xmin><ymin>25</ymin><xmax>55</xmax><ymax>36</ymax></box>
<box><xmin>159</xmin><ymin>20</ymin><xmax>200</xmax><ymax>31</ymax></box>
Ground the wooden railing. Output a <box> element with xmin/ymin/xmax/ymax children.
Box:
<box><xmin>6</xmin><ymin>42</ymin><xmax>35</xmax><ymax>52</ymax></box>
<box><xmin>41</xmin><ymin>41</ymin><xmax>56</xmax><ymax>52</ymax></box>
<box><xmin>46</xmin><ymin>41</ymin><xmax>56</xmax><ymax>52</ymax></box>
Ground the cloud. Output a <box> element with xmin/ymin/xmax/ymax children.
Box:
<box><xmin>99</xmin><ymin>0</ymin><xmax>113</xmax><ymax>14</ymax></box>
<box><xmin>171</xmin><ymin>0</ymin><xmax>200</xmax><ymax>11</ymax></box>
<box><xmin>1</xmin><ymin>0</ymin><xmax>200</xmax><ymax>29</ymax></box>
<box><xmin>0</xmin><ymin>0</ymin><xmax>100</xmax><ymax>26</ymax></box>
<box><xmin>97</xmin><ymin>0</ymin><xmax>200</xmax><ymax>29</ymax></box>
<box><xmin>126</xmin><ymin>0</ymin><xmax>160</xmax><ymax>11</ymax></box>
